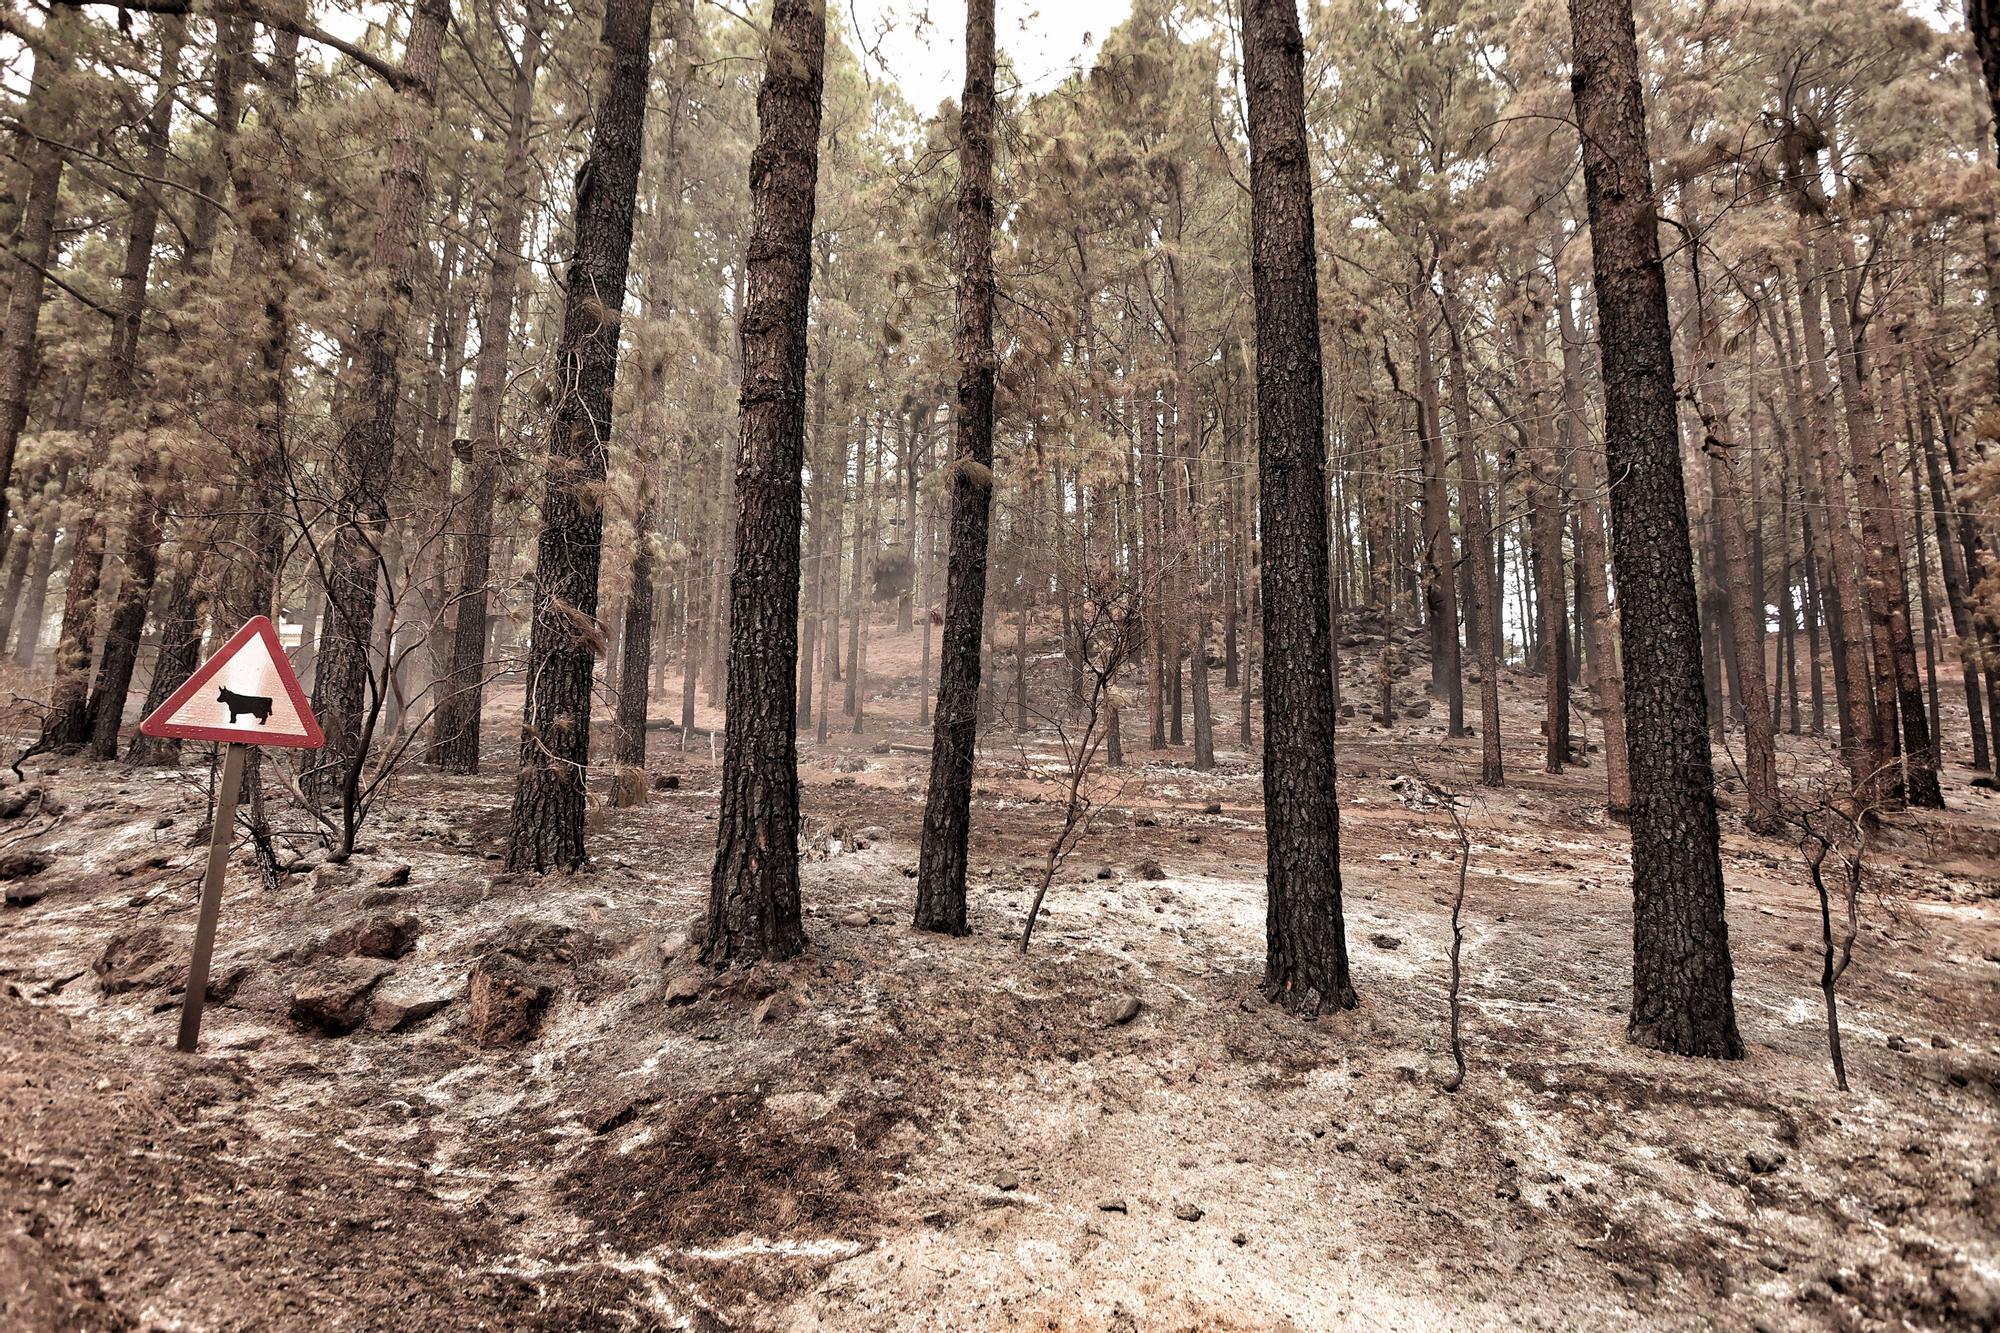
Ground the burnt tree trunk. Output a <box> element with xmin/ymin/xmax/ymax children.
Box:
<box><xmin>798</xmin><ymin>335</ymin><xmax>830</xmax><ymax>730</ymax></box>
<box><xmin>912</xmin><ymin>0</ymin><xmax>998</xmax><ymax>938</ymax></box>
<box><xmin>855</xmin><ymin>419</ymin><xmax>880</xmax><ymax>735</ymax></box>
<box><xmin>44</xmin><ymin>22</ymin><xmax>188</xmax><ymax>754</ymax></box>
<box><xmin>1244</xmin><ymin>0</ymin><xmax>1355</xmax><ymax>1015</ymax></box>
<box><xmin>1911</xmin><ymin>357</ymin><xmax>1990</xmax><ymax>769</ymax></box>
<box><xmin>918</xmin><ymin>407</ymin><xmax>937</xmax><ymax>727</ymax></box>
<box><xmin>1568</xmin><ymin>0</ymin><xmax>1742</xmax><ymax>1059</ymax></box>
<box><xmin>0</xmin><ymin>493</ymin><xmax>37</xmax><ymax>651</ymax></box>
<box><xmin>614</xmin><ymin>458</ymin><xmax>659</xmax><ymax>780</ymax></box>
<box><xmin>1557</xmin><ymin>284</ymin><xmax>1631</xmax><ymax>813</ymax></box>
<box><xmin>612</xmin><ymin>13</ymin><xmax>694</xmax><ymax>784</ymax></box>
<box><xmin>844</xmin><ymin>411</ymin><xmax>873</xmax><ymax>719</ymax></box>
<box><xmin>0</xmin><ymin>26</ymin><xmax>70</xmax><ymax>549</ymax></box>
<box><xmin>1922</xmin><ymin>353</ymin><xmax>2000</xmax><ymax>759</ymax></box>
<box><xmin>126</xmin><ymin>528</ymin><xmax>208</xmax><ymax>767</ymax></box>
<box><xmin>1688</xmin><ymin>249</ymin><xmax>1778</xmax><ymax>832</ymax></box>
<box><xmin>706</xmin><ymin>262</ymin><xmax>741</xmax><ymax>710</ymax></box>
<box><xmin>1774</xmin><ymin>466</ymin><xmax>1801</xmax><ymax>735</ymax></box>
<box><xmin>1768</xmin><ymin>293</ymin><xmax>1832</xmax><ymax>739</ymax></box>
<box><xmin>432</xmin><ymin>0</ymin><xmax>544</xmax><ymax>774</ymax></box>
<box><xmin>1412</xmin><ymin>279</ymin><xmax>1462</xmax><ymax>729</ymax></box>
<box><xmin>85</xmin><ymin>19</ymin><xmax>186</xmax><ymax>759</ymax></box>
<box><xmin>504</xmin><ymin>0</ymin><xmax>656</xmax><ymax>872</ymax></box>
<box><xmin>12</xmin><ymin>469</ymin><xmax>65</xmax><ymax>668</ymax></box>
<box><xmin>1791</xmin><ymin>248</ymin><xmax>1881</xmax><ymax>797</ymax></box>
<box><xmin>1443</xmin><ymin>278</ymin><xmax>1504</xmax><ymax>786</ymax></box>
<box><xmin>1970</xmin><ymin>0</ymin><xmax>2000</xmax><ymax>159</ymax></box>
<box><xmin>0</xmin><ymin>451</ymin><xmax>73</xmax><ymax>659</ymax></box>
<box><xmin>1522</xmin><ymin>293</ymin><xmax>1570</xmax><ymax>774</ymax></box>
<box><xmin>815</xmin><ymin>418</ymin><xmax>847</xmax><ymax>746</ymax></box>
<box><xmin>1164</xmin><ymin>169</ymin><xmax>1216</xmax><ymax>768</ymax></box>
<box><xmin>1821</xmin><ymin>221</ymin><xmax>1940</xmax><ymax>808</ymax></box>
<box><xmin>309</xmin><ymin>0</ymin><xmax>451</xmax><ymax>801</ymax></box>
<box><xmin>704</xmin><ymin>0</ymin><xmax>826</xmax><ymax>963</ymax></box>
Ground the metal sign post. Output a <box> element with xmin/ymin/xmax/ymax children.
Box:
<box><xmin>139</xmin><ymin>616</ymin><xmax>323</xmax><ymax>1054</ymax></box>
<box><xmin>178</xmin><ymin>742</ymin><xmax>247</xmax><ymax>1053</ymax></box>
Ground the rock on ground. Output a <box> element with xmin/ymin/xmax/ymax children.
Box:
<box><xmin>288</xmin><ymin>959</ymin><xmax>394</xmax><ymax>1036</ymax></box>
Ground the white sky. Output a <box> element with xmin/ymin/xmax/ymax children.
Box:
<box><xmin>301</xmin><ymin>1</ymin><xmax>1134</xmax><ymax>114</ymax></box>
<box><xmin>840</xmin><ymin>0</ymin><xmax>1135</xmax><ymax>113</ymax></box>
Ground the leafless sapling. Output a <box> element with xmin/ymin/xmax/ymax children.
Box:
<box><xmin>280</xmin><ymin>465</ymin><xmax>514</xmax><ymax>859</ymax></box>
<box><xmin>1019</xmin><ymin>553</ymin><xmax>1152</xmax><ymax>953</ymax></box>
<box><xmin>1401</xmin><ymin>759</ymin><xmax>1477</xmax><ymax>1093</ymax></box>
<box><xmin>1775</xmin><ymin>757</ymin><xmax>1887</xmax><ymax>1092</ymax></box>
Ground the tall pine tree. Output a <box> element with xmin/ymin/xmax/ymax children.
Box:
<box><xmin>705</xmin><ymin>0</ymin><xmax>828</xmax><ymax>963</ymax></box>
<box><xmin>912</xmin><ymin>0</ymin><xmax>999</xmax><ymax>937</ymax></box>
<box><xmin>1242</xmin><ymin>0</ymin><xmax>1355</xmax><ymax>1014</ymax></box>
<box><xmin>1567</xmin><ymin>0</ymin><xmax>1741</xmax><ymax>1059</ymax></box>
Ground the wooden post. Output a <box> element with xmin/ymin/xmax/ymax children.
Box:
<box><xmin>177</xmin><ymin>742</ymin><xmax>246</xmax><ymax>1053</ymax></box>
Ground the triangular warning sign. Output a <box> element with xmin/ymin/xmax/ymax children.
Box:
<box><xmin>140</xmin><ymin>616</ymin><xmax>325</xmax><ymax>749</ymax></box>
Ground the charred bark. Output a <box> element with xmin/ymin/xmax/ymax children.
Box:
<box><xmin>432</xmin><ymin>1</ymin><xmax>544</xmax><ymax>775</ymax></box>
<box><xmin>505</xmin><ymin>0</ymin><xmax>656</xmax><ymax>872</ymax></box>
<box><xmin>912</xmin><ymin>0</ymin><xmax>998</xmax><ymax>938</ymax></box>
<box><xmin>1568</xmin><ymin>0</ymin><xmax>1742</xmax><ymax>1059</ymax></box>
<box><xmin>309</xmin><ymin>0</ymin><xmax>452</xmax><ymax>800</ymax></box>
<box><xmin>1687</xmin><ymin>250</ymin><xmax>1778</xmax><ymax>832</ymax></box>
<box><xmin>1243</xmin><ymin>0</ymin><xmax>1355</xmax><ymax>1014</ymax></box>
<box><xmin>1556</xmin><ymin>286</ymin><xmax>1631</xmax><ymax>813</ymax></box>
<box><xmin>1443</xmin><ymin>278</ymin><xmax>1504</xmax><ymax>786</ymax></box>
<box><xmin>85</xmin><ymin>19</ymin><xmax>186</xmax><ymax>759</ymax></box>
<box><xmin>0</xmin><ymin>26</ymin><xmax>71</xmax><ymax>550</ymax></box>
<box><xmin>704</xmin><ymin>0</ymin><xmax>825</xmax><ymax>962</ymax></box>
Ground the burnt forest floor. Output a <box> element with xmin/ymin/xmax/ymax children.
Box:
<box><xmin>1</xmin><ymin>620</ymin><xmax>1997</xmax><ymax>1331</ymax></box>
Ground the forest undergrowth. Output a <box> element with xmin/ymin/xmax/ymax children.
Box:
<box><xmin>2</xmin><ymin>631</ymin><xmax>1994</xmax><ymax>1331</ymax></box>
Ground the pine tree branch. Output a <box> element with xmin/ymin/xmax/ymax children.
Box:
<box><xmin>54</xmin><ymin>0</ymin><xmax>416</xmax><ymax>91</ymax></box>
<box><xmin>0</xmin><ymin>240</ymin><xmax>135</xmax><ymax>329</ymax></box>
<box><xmin>0</xmin><ymin>116</ymin><xmax>236</xmax><ymax>220</ymax></box>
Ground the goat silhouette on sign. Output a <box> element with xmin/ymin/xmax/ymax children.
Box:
<box><xmin>216</xmin><ymin>687</ymin><xmax>273</xmax><ymax>725</ymax></box>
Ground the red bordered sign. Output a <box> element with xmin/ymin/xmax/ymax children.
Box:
<box><xmin>139</xmin><ymin>615</ymin><xmax>324</xmax><ymax>749</ymax></box>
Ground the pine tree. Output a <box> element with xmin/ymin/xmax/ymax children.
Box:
<box><xmin>83</xmin><ymin>16</ymin><xmax>186</xmax><ymax>759</ymax></box>
<box><xmin>704</xmin><ymin>0</ymin><xmax>827</xmax><ymax>963</ymax></box>
<box><xmin>1972</xmin><ymin>0</ymin><xmax>2000</xmax><ymax>158</ymax></box>
<box><xmin>1567</xmin><ymin>0</ymin><xmax>1741</xmax><ymax>1059</ymax></box>
<box><xmin>307</xmin><ymin>0</ymin><xmax>452</xmax><ymax>804</ymax></box>
<box><xmin>432</xmin><ymin>0</ymin><xmax>546</xmax><ymax>776</ymax></box>
<box><xmin>504</xmin><ymin>0</ymin><xmax>657</xmax><ymax>872</ymax></box>
<box><xmin>0</xmin><ymin>19</ymin><xmax>71</xmax><ymax>547</ymax></box>
<box><xmin>911</xmin><ymin>0</ymin><xmax>998</xmax><ymax>937</ymax></box>
<box><xmin>1242</xmin><ymin>0</ymin><xmax>1355</xmax><ymax>1014</ymax></box>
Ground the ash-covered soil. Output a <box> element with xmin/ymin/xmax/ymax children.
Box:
<box><xmin>1</xmin><ymin>636</ymin><xmax>1997</xmax><ymax>1331</ymax></box>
